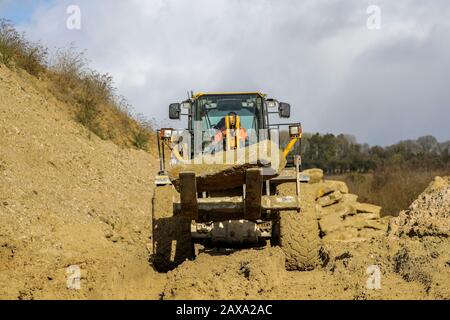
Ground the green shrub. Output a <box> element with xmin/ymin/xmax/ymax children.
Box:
<box><xmin>49</xmin><ymin>46</ymin><xmax>87</xmax><ymax>100</ymax></box>
<box><xmin>132</xmin><ymin>114</ymin><xmax>153</xmax><ymax>150</ymax></box>
<box><xmin>0</xmin><ymin>19</ymin><xmax>21</xmax><ymax>66</ymax></box>
<box><xmin>133</xmin><ymin>129</ymin><xmax>149</xmax><ymax>150</ymax></box>
<box><xmin>15</xmin><ymin>42</ymin><xmax>47</xmax><ymax>76</ymax></box>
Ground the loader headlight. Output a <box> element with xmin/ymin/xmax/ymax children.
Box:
<box><xmin>266</xmin><ymin>99</ymin><xmax>279</xmax><ymax>108</ymax></box>
<box><xmin>160</xmin><ymin>128</ymin><xmax>173</xmax><ymax>140</ymax></box>
<box><xmin>289</xmin><ymin>125</ymin><xmax>301</xmax><ymax>138</ymax></box>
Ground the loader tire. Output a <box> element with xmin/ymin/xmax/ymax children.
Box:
<box><xmin>151</xmin><ymin>185</ymin><xmax>193</xmax><ymax>272</ymax></box>
<box><xmin>279</xmin><ymin>209</ymin><xmax>322</xmax><ymax>271</ymax></box>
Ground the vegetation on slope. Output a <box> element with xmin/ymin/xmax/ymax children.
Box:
<box><xmin>0</xmin><ymin>19</ymin><xmax>153</xmax><ymax>151</ymax></box>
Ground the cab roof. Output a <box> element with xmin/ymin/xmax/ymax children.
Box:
<box><xmin>192</xmin><ymin>92</ymin><xmax>267</xmax><ymax>99</ymax></box>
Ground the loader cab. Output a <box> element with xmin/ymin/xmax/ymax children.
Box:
<box><xmin>165</xmin><ymin>92</ymin><xmax>298</xmax><ymax>165</ymax></box>
<box><xmin>169</xmin><ymin>92</ymin><xmax>291</xmax><ymax>130</ymax></box>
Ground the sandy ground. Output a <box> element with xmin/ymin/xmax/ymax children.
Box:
<box><xmin>0</xmin><ymin>64</ymin><xmax>448</xmax><ymax>300</ymax></box>
<box><xmin>162</xmin><ymin>237</ymin><xmax>449</xmax><ymax>300</ymax></box>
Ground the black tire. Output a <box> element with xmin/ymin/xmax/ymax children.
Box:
<box><xmin>151</xmin><ymin>185</ymin><xmax>193</xmax><ymax>272</ymax></box>
<box><xmin>276</xmin><ymin>183</ymin><xmax>322</xmax><ymax>271</ymax></box>
<box><xmin>279</xmin><ymin>209</ymin><xmax>322</xmax><ymax>271</ymax></box>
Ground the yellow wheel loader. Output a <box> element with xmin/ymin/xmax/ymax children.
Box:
<box><xmin>152</xmin><ymin>92</ymin><xmax>322</xmax><ymax>272</ymax></box>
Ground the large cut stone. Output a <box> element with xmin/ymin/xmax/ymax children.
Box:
<box><xmin>319</xmin><ymin>213</ymin><xmax>344</xmax><ymax>234</ymax></box>
<box><xmin>364</xmin><ymin>219</ymin><xmax>388</xmax><ymax>231</ymax></box>
<box><xmin>317</xmin><ymin>190</ymin><xmax>343</xmax><ymax>207</ymax></box>
<box><xmin>302</xmin><ymin>168</ymin><xmax>323</xmax><ymax>184</ymax></box>
<box><xmin>343</xmin><ymin>215</ymin><xmax>387</xmax><ymax>231</ymax></box>
<box><xmin>355</xmin><ymin>203</ymin><xmax>382</xmax><ymax>215</ymax></box>
<box><xmin>168</xmin><ymin>140</ymin><xmax>287</xmax><ymax>192</ymax></box>
<box><xmin>355</xmin><ymin>212</ymin><xmax>381</xmax><ymax>220</ymax></box>
<box><xmin>319</xmin><ymin>201</ymin><xmax>356</xmax><ymax>218</ymax></box>
<box><xmin>316</xmin><ymin>180</ymin><xmax>349</xmax><ymax>198</ymax></box>
<box><xmin>341</xmin><ymin>193</ymin><xmax>358</xmax><ymax>203</ymax></box>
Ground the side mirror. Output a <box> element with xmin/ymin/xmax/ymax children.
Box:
<box><xmin>279</xmin><ymin>102</ymin><xmax>291</xmax><ymax>118</ymax></box>
<box><xmin>169</xmin><ymin>103</ymin><xmax>181</xmax><ymax>119</ymax></box>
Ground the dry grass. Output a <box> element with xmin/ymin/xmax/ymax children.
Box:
<box><xmin>48</xmin><ymin>46</ymin><xmax>155</xmax><ymax>150</ymax></box>
<box><xmin>0</xmin><ymin>20</ymin><xmax>47</xmax><ymax>76</ymax></box>
<box><xmin>329</xmin><ymin>168</ymin><xmax>450</xmax><ymax>216</ymax></box>
<box><xmin>0</xmin><ymin>19</ymin><xmax>154</xmax><ymax>151</ymax></box>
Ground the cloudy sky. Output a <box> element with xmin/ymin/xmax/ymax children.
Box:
<box><xmin>2</xmin><ymin>0</ymin><xmax>450</xmax><ymax>145</ymax></box>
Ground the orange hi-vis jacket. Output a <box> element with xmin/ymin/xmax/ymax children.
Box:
<box><xmin>214</xmin><ymin>115</ymin><xmax>248</xmax><ymax>150</ymax></box>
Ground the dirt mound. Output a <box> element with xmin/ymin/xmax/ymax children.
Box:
<box><xmin>389</xmin><ymin>176</ymin><xmax>450</xmax><ymax>238</ymax></box>
<box><xmin>161</xmin><ymin>237</ymin><xmax>449</xmax><ymax>300</ymax></box>
<box><xmin>162</xmin><ymin>247</ymin><xmax>286</xmax><ymax>300</ymax></box>
<box><xmin>0</xmin><ymin>64</ymin><xmax>164</xmax><ymax>299</ymax></box>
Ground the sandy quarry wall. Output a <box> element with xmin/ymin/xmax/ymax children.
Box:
<box><xmin>0</xmin><ymin>65</ymin><xmax>164</xmax><ymax>299</ymax></box>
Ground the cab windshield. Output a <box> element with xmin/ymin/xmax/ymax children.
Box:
<box><xmin>195</xmin><ymin>94</ymin><xmax>263</xmax><ymax>131</ymax></box>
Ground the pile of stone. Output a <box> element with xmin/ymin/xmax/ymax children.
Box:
<box><xmin>302</xmin><ymin>169</ymin><xmax>390</xmax><ymax>242</ymax></box>
<box><xmin>389</xmin><ymin>176</ymin><xmax>450</xmax><ymax>238</ymax></box>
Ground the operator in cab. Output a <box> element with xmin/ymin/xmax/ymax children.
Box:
<box><xmin>214</xmin><ymin>112</ymin><xmax>248</xmax><ymax>150</ymax></box>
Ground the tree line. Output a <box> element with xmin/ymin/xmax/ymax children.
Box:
<box><xmin>299</xmin><ymin>133</ymin><xmax>450</xmax><ymax>173</ymax></box>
